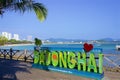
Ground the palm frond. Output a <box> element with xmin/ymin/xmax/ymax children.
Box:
<box><xmin>12</xmin><ymin>0</ymin><xmax>28</xmax><ymax>13</ymax></box>
<box><xmin>0</xmin><ymin>0</ymin><xmax>47</xmax><ymax>22</ymax></box>
<box><xmin>33</xmin><ymin>3</ymin><xmax>47</xmax><ymax>22</ymax></box>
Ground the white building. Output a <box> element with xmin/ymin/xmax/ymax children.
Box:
<box><xmin>2</xmin><ymin>32</ymin><xmax>8</xmax><ymax>38</ymax></box>
<box><xmin>2</xmin><ymin>32</ymin><xmax>12</xmax><ymax>40</ymax></box>
<box><xmin>8</xmin><ymin>33</ymin><xmax>12</xmax><ymax>40</ymax></box>
<box><xmin>13</xmin><ymin>34</ymin><xmax>19</xmax><ymax>40</ymax></box>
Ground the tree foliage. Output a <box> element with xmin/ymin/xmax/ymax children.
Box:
<box><xmin>0</xmin><ymin>36</ymin><xmax>8</xmax><ymax>45</ymax></box>
<box><xmin>34</xmin><ymin>38</ymin><xmax>42</xmax><ymax>46</ymax></box>
<box><xmin>8</xmin><ymin>39</ymin><xmax>32</xmax><ymax>44</ymax></box>
<box><xmin>0</xmin><ymin>0</ymin><xmax>47</xmax><ymax>22</ymax></box>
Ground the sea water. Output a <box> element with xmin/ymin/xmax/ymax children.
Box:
<box><xmin>0</xmin><ymin>43</ymin><xmax>120</xmax><ymax>54</ymax></box>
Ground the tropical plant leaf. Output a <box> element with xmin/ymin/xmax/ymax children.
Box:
<box><xmin>33</xmin><ymin>3</ymin><xmax>47</xmax><ymax>22</ymax></box>
<box><xmin>0</xmin><ymin>0</ymin><xmax>47</xmax><ymax>22</ymax></box>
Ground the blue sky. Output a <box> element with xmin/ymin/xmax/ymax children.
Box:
<box><xmin>0</xmin><ymin>0</ymin><xmax>120</xmax><ymax>40</ymax></box>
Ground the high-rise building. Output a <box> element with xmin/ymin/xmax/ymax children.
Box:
<box><xmin>13</xmin><ymin>34</ymin><xmax>19</xmax><ymax>40</ymax></box>
<box><xmin>2</xmin><ymin>32</ymin><xmax>7</xmax><ymax>38</ymax></box>
<box><xmin>1</xmin><ymin>32</ymin><xmax>21</xmax><ymax>40</ymax></box>
<box><xmin>2</xmin><ymin>32</ymin><xmax>12</xmax><ymax>40</ymax></box>
<box><xmin>8</xmin><ymin>33</ymin><xmax>12</xmax><ymax>40</ymax></box>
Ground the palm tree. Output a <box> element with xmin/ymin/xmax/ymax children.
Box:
<box><xmin>0</xmin><ymin>0</ymin><xmax>47</xmax><ymax>22</ymax></box>
<box><xmin>34</xmin><ymin>38</ymin><xmax>42</xmax><ymax>51</ymax></box>
<box><xmin>0</xmin><ymin>36</ymin><xmax>8</xmax><ymax>45</ymax></box>
<box><xmin>34</xmin><ymin>38</ymin><xmax>42</xmax><ymax>47</ymax></box>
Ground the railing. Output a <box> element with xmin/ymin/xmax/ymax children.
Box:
<box><xmin>0</xmin><ymin>49</ymin><xmax>34</xmax><ymax>62</ymax></box>
<box><xmin>103</xmin><ymin>54</ymin><xmax>120</xmax><ymax>68</ymax></box>
<box><xmin>103</xmin><ymin>54</ymin><xmax>120</xmax><ymax>73</ymax></box>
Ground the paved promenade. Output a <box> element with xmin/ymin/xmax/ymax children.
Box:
<box><xmin>0</xmin><ymin>59</ymin><xmax>120</xmax><ymax>80</ymax></box>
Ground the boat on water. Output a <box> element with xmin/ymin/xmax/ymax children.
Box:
<box><xmin>116</xmin><ymin>45</ymin><xmax>120</xmax><ymax>50</ymax></box>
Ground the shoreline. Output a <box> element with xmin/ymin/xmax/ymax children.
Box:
<box><xmin>2</xmin><ymin>43</ymin><xmax>34</xmax><ymax>47</ymax></box>
<box><xmin>1</xmin><ymin>43</ymin><xmax>82</xmax><ymax>47</ymax></box>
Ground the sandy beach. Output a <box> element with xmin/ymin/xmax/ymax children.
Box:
<box><xmin>3</xmin><ymin>43</ymin><xmax>34</xmax><ymax>47</ymax></box>
<box><xmin>0</xmin><ymin>59</ymin><xmax>120</xmax><ymax>80</ymax></box>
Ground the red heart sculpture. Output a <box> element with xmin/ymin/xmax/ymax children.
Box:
<box><xmin>83</xmin><ymin>43</ymin><xmax>93</xmax><ymax>52</ymax></box>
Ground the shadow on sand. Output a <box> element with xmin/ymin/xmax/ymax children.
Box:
<box><xmin>0</xmin><ymin>58</ymin><xmax>31</xmax><ymax>80</ymax></box>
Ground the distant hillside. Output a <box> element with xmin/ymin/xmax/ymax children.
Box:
<box><xmin>97</xmin><ymin>38</ymin><xmax>113</xmax><ymax>42</ymax></box>
<box><xmin>44</xmin><ymin>38</ymin><xmax>120</xmax><ymax>42</ymax></box>
<box><xmin>45</xmin><ymin>38</ymin><xmax>86</xmax><ymax>42</ymax></box>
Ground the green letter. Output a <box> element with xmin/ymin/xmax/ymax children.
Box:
<box><xmin>52</xmin><ymin>51</ymin><xmax>58</xmax><ymax>67</ymax></box>
<box><xmin>39</xmin><ymin>51</ymin><xmax>45</xmax><ymax>65</ymax></box>
<box><xmin>46</xmin><ymin>51</ymin><xmax>51</xmax><ymax>66</ymax></box>
<box><xmin>68</xmin><ymin>52</ymin><xmax>76</xmax><ymax>69</ymax></box>
<box><xmin>77</xmin><ymin>52</ymin><xmax>86</xmax><ymax>71</ymax></box>
<box><xmin>88</xmin><ymin>53</ymin><xmax>97</xmax><ymax>73</ymax></box>
<box><xmin>99</xmin><ymin>53</ymin><xmax>103</xmax><ymax>73</ymax></box>
<box><xmin>34</xmin><ymin>50</ymin><xmax>39</xmax><ymax>64</ymax></box>
<box><xmin>59</xmin><ymin>51</ymin><xmax>67</xmax><ymax>68</ymax></box>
